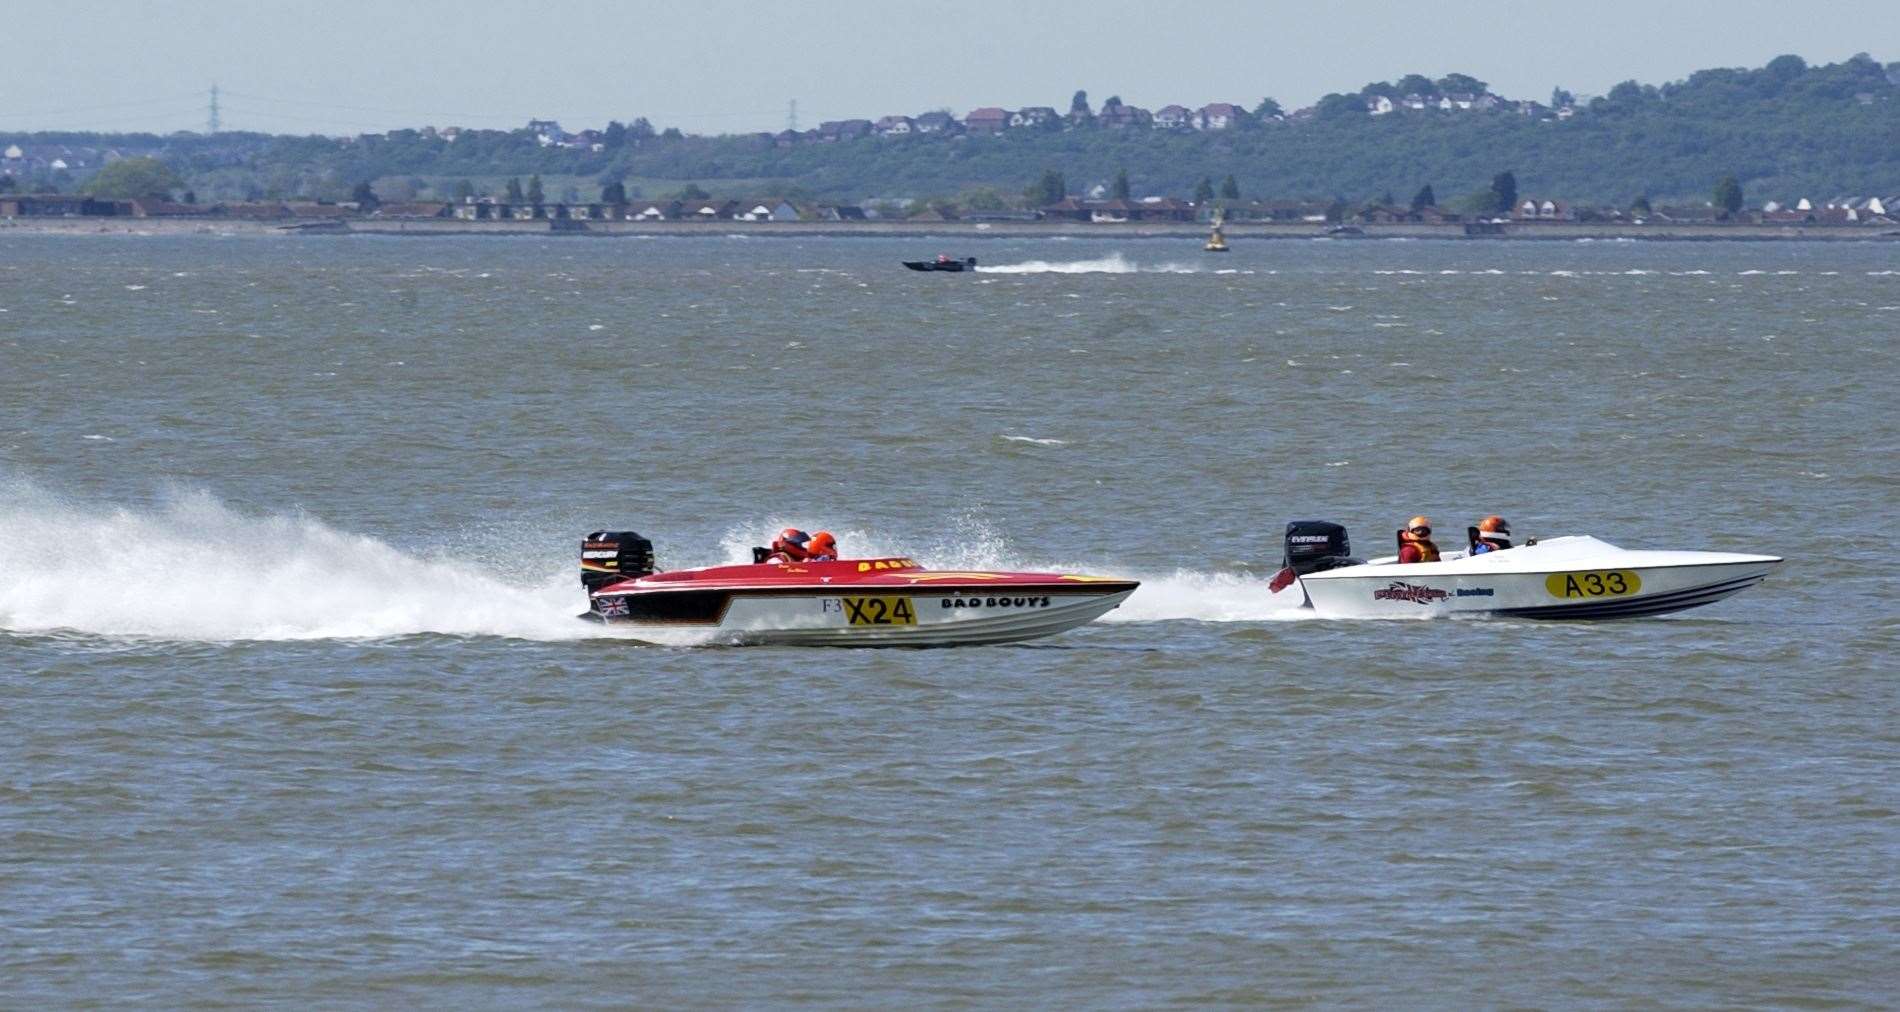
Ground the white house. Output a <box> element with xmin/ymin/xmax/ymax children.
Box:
<box><xmin>1154</xmin><ymin>104</ymin><xmax>1193</xmax><ymax>129</ymax></box>
<box><xmin>1366</xmin><ymin>95</ymin><xmax>1395</xmax><ymax>115</ymax></box>
<box><xmin>1010</xmin><ymin>106</ymin><xmax>1059</xmax><ymax>129</ymax></box>
<box><xmin>728</xmin><ymin>200</ymin><xmax>802</xmax><ymax>222</ymax></box>
<box><xmin>1196</xmin><ymin>103</ymin><xmax>1245</xmax><ymax>130</ymax></box>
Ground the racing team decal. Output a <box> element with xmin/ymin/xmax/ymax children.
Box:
<box><xmin>1372</xmin><ymin>581</ymin><xmax>1451</xmax><ymax>605</ymax></box>
<box><xmin>942</xmin><ymin>595</ymin><xmax>1053</xmax><ymax>610</ymax></box>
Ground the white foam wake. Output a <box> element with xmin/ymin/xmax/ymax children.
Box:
<box><xmin>975</xmin><ymin>253</ymin><xmax>1203</xmax><ymax>274</ymax></box>
<box><xmin>1102</xmin><ymin>569</ymin><xmax>1311</xmax><ymax>623</ymax></box>
<box><xmin>0</xmin><ymin>480</ymin><xmax>617</xmax><ymax>642</ymax></box>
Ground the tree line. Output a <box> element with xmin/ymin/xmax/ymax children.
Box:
<box><xmin>4</xmin><ymin>54</ymin><xmax>1895</xmax><ymax>209</ymax></box>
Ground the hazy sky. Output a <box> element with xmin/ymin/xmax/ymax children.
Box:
<box><xmin>5</xmin><ymin>0</ymin><xmax>1897</xmax><ymax>136</ymax></box>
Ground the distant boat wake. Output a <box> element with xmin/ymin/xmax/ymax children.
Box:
<box><xmin>975</xmin><ymin>253</ymin><xmax>1210</xmax><ymax>275</ymax></box>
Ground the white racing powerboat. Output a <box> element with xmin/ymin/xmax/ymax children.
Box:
<box><xmin>1268</xmin><ymin>521</ymin><xmax>1781</xmax><ymax>620</ymax></box>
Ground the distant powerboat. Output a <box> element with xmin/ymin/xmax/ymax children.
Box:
<box><xmin>578</xmin><ymin>531</ymin><xmax>1137</xmax><ymax>645</ymax></box>
<box><xmin>904</xmin><ymin>256</ymin><xmax>978</xmax><ymax>272</ymax></box>
<box><xmin>1269</xmin><ymin>521</ymin><xmax>1780</xmax><ymax>620</ymax></box>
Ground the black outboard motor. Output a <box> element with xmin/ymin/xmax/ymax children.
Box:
<box><xmin>1283</xmin><ymin>520</ymin><xmax>1361</xmax><ymax>575</ymax></box>
<box><xmin>581</xmin><ymin>531</ymin><xmax>655</xmax><ymax>593</ymax></box>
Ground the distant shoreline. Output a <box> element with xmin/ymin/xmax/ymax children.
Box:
<box><xmin>5</xmin><ymin>216</ymin><xmax>1898</xmax><ymax>242</ymax></box>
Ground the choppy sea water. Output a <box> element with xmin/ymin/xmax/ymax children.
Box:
<box><xmin>1</xmin><ymin>235</ymin><xmax>1896</xmax><ymax>1005</ymax></box>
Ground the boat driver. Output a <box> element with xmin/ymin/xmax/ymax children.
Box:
<box><xmin>805</xmin><ymin>531</ymin><xmax>839</xmax><ymax>561</ymax></box>
<box><xmin>1470</xmin><ymin>515</ymin><xmax>1513</xmax><ymax>554</ymax></box>
<box><xmin>765</xmin><ymin>528</ymin><xmax>811</xmax><ymax>563</ymax></box>
<box><xmin>1397</xmin><ymin>516</ymin><xmax>1441</xmax><ymax>563</ymax></box>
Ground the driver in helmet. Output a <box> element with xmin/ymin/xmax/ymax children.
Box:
<box><xmin>765</xmin><ymin>528</ymin><xmax>811</xmax><ymax>563</ymax></box>
<box><xmin>1470</xmin><ymin>515</ymin><xmax>1513</xmax><ymax>554</ymax></box>
<box><xmin>1398</xmin><ymin>516</ymin><xmax>1440</xmax><ymax>563</ymax></box>
<box><xmin>805</xmin><ymin>531</ymin><xmax>839</xmax><ymax>561</ymax></box>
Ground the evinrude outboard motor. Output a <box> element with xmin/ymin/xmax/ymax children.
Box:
<box><xmin>1282</xmin><ymin>520</ymin><xmax>1361</xmax><ymax>575</ymax></box>
<box><xmin>581</xmin><ymin>531</ymin><xmax>655</xmax><ymax>593</ymax></box>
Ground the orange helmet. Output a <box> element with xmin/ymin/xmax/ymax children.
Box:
<box><xmin>1405</xmin><ymin>515</ymin><xmax>1433</xmax><ymax>539</ymax></box>
<box><xmin>1478</xmin><ymin>515</ymin><xmax>1511</xmax><ymax>536</ymax></box>
<box><xmin>806</xmin><ymin>531</ymin><xmax>837</xmax><ymax>556</ymax></box>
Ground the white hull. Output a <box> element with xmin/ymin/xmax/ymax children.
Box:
<box><xmin>1296</xmin><ymin>536</ymin><xmax>1780</xmax><ymax>620</ymax></box>
<box><xmin>594</xmin><ymin>588</ymin><xmax>1136</xmax><ymax>646</ymax></box>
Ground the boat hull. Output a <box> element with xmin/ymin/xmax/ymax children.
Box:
<box><xmin>588</xmin><ymin>585</ymin><xmax>1137</xmax><ymax>646</ymax></box>
<box><xmin>1295</xmin><ymin>537</ymin><xmax>1780</xmax><ymax>620</ymax></box>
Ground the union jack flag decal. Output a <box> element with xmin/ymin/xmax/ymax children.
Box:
<box><xmin>595</xmin><ymin>597</ymin><xmax>630</xmax><ymax>617</ymax></box>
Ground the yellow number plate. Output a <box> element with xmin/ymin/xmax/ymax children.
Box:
<box><xmin>1545</xmin><ymin>570</ymin><xmax>1642</xmax><ymax>599</ymax></box>
<box><xmin>842</xmin><ymin>596</ymin><xmax>917</xmax><ymax>626</ymax></box>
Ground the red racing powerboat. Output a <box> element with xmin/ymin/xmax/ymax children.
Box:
<box><xmin>579</xmin><ymin>531</ymin><xmax>1137</xmax><ymax>646</ymax></box>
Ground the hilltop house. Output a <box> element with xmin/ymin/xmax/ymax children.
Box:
<box><xmin>874</xmin><ymin>115</ymin><xmax>914</xmax><ymax>136</ymax></box>
<box><xmin>912</xmin><ymin>111</ymin><xmax>961</xmax><ymax>135</ymax></box>
<box><xmin>817</xmin><ymin>119</ymin><xmax>872</xmax><ymax>141</ymax></box>
<box><xmin>1196</xmin><ymin>103</ymin><xmax>1245</xmax><ymax>129</ymax></box>
<box><xmin>1154</xmin><ymin>105</ymin><xmax>1193</xmax><ymax>129</ymax></box>
<box><xmin>527</xmin><ymin>119</ymin><xmax>566</xmax><ymax>146</ymax></box>
<box><xmin>1098</xmin><ymin>103</ymin><xmax>1151</xmax><ymax>128</ymax></box>
<box><xmin>1437</xmin><ymin>92</ymin><xmax>1499</xmax><ymax>111</ymax></box>
<box><xmin>1010</xmin><ymin>106</ymin><xmax>1060</xmax><ymax>129</ymax></box>
<box><xmin>964</xmin><ymin>107</ymin><xmax>1011</xmax><ymax>134</ymax></box>
<box><xmin>1366</xmin><ymin>95</ymin><xmax>1396</xmax><ymax>115</ymax></box>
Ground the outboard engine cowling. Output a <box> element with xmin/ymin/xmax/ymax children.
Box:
<box><xmin>581</xmin><ymin>531</ymin><xmax>655</xmax><ymax>592</ymax></box>
<box><xmin>1283</xmin><ymin>520</ymin><xmax>1361</xmax><ymax>575</ymax></box>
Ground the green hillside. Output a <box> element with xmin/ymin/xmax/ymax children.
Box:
<box><xmin>4</xmin><ymin>54</ymin><xmax>1896</xmax><ymax>207</ymax></box>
